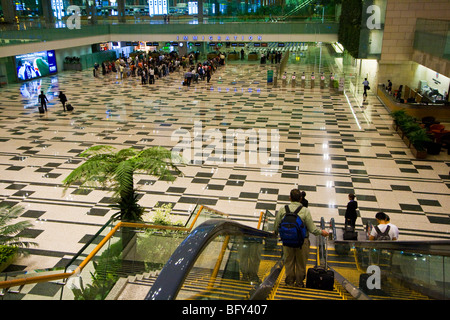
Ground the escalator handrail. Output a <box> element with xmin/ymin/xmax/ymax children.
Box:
<box><xmin>329</xmin><ymin>266</ymin><xmax>371</xmax><ymax>300</ymax></box>
<box><xmin>145</xmin><ymin>219</ymin><xmax>277</xmax><ymax>300</ymax></box>
<box><xmin>249</xmin><ymin>260</ymin><xmax>284</xmax><ymax>300</ymax></box>
<box><xmin>334</xmin><ymin>239</ymin><xmax>450</xmax><ymax>257</ymax></box>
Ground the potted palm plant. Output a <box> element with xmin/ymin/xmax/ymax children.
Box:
<box><xmin>408</xmin><ymin>129</ymin><xmax>431</xmax><ymax>159</ymax></box>
<box><xmin>0</xmin><ymin>205</ymin><xmax>38</xmax><ymax>272</ymax></box>
<box><xmin>63</xmin><ymin>145</ymin><xmax>183</xmax><ymax>222</ymax></box>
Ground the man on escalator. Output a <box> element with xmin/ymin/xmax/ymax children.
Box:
<box><xmin>273</xmin><ymin>189</ymin><xmax>329</xmax><ymax>287</ymax></box>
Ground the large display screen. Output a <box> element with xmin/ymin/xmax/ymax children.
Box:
<box><xmin>15</xmin><ymin>50</ymin><xmax>57</xmax><ymax>81</ymax></box>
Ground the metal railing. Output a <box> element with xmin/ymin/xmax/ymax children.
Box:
<box><xmin>0</xmin><ymin>204</ymin><xmax>228</xmax><ymax>299</ymax></box>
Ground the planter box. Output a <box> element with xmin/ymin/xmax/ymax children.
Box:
<box><xmin>248</xmin><ymin>54</ymin><xmax>258</xmax><ymax>61</ymax></box>
<box><xmin>0</xmin><ymin>252</ymin><xmax>17</xmax><ymax>273</ymax></box>
<box><xmin>402</xmin><ymin>135</ymin><xmax>411</xmax><ymax>148</ymax></box>
<box><xmin>63</xmin><ymin>63</ymin><xmax>82</xmax><ymax>71</ymax></box>
<box><xmin>410</xmin><ymin>145</ymin><xmax>427</xmax><ymax>159</ymax></box>
<box><xmin>393</xmin><ymin>121</ymin><xmax>428</xmax><ymax>159</ymax></box>
<box><xmin>392</xmin><ymin>121</ymin><xmax>399</xmax><ymax>131</ymax></box>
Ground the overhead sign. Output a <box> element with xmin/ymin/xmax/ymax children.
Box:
<box><xmin>176</xmin><ymin>35</ymin><xmax>263</xmax><ymax>42</ymax></box>
<box><xmin>149</xmin><ymin>0</ymin><xmax>168</xmax><ymax>15</ymax></box>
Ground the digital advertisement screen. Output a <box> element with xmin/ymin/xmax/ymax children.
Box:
<box><xmin>15</xmin><ymin>50</ymin><xmax>57</xmax><ymax>81</ymax></box>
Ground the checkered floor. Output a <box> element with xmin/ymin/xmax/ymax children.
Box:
<box><xmin>1</xmin><ymin>46</ymin><xmax>449</xmax><ymax>274</ymax></box>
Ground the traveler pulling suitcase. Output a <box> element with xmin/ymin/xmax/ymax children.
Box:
<box><xmin>306</xmin><ymin>238</ymin><xmax>334</xmax><ymax>291</ymax></box>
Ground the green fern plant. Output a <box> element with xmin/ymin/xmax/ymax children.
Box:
<box><xmin>408</xmin><ymin>129</ymin><xmax>432</xmax><ymax>151</ymax></box>
<box><xmin>0</xmin><ymin>205</ymin><xmax>38</xmax><ymax>253</ymax></box>
<box><xmin>63</xmin><ymin>145</ymin><xmax>184</xmax><ymax>222</ymax></box>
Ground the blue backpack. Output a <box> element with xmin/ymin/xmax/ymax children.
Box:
<box><xmin>279</xmin><ymin>205</ymin><xmax>307</xmax><ymax>248</ymax></box>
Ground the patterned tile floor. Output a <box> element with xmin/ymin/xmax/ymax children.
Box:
<box><xmin>1</xmin><ymin>46</ymin><xmax>449</xmax><ymax>274</ymax></box>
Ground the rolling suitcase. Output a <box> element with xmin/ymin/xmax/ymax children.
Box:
<box><xmin>66</xmin><ymin>104</ymin><xmax>73</xmax><ymax>111</ymax></box>
<box><xmin>38</xmin><ymin>106</ymin><xmax>44</xmax><ymax>114</ymax></box>
<box><xmin>306</xmin><ymin>238</ymin><xmax>334</xmax><ymax>291</ymax></box>
<box><xmin>343</xmin><ymin>219</ymin><xmax>358</xmax><ymax>240</ymax></box>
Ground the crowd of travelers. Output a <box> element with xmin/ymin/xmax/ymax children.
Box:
<box><xmin>93</xmin><ymin>50</ymin><xmax>224</xmax><ymax>87</ymax></box>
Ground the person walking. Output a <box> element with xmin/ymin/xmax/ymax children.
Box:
<box><xmin>363</xmin><ymin>78</ymin><xmax>370</xmax><ymax>99</ymax></box>
<box><xmin>58</xmin><ymin>91</ymin><xmax>67</xmax><ymax>111</ymax></box>
<box><xmin>149</xmin><ymin>67</ymin><xmax>155</xmax><ymax>84</ymax></box>
<box><xmin>274</xmin><ymin>189</ymin><xmax>329</xmax><ymax>287</ymax></box>
<box><xmin>38</xmin><ymin>90</ymin><xmax>48</xmax><ymax>112</ymax></box>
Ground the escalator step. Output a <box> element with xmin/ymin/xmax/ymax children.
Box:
<box><xmin>275</xmin><ymin>286</ymin><xmax>343</xmax><ymax>300</ymax></box>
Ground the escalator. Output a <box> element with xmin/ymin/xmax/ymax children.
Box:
<box><xmin>145</xmin><ymin>219</ymin><xmax>349</xmax><ymax>300</ymax></box>
<box><xmin>1</xmin><ymin>205</ymin><xmax>447</xmax><ymax>300</ymax></box>
<box><xmin>146</xmin><ymin>218</ymin><xmax>450</xmax><ymax>300</ymax></box>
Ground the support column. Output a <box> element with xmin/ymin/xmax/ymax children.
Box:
<box><xmin>0</xmin><ymin>0</ymin><xmax>16</xmax><ymax>24</ymax></box>
<box><xmin>117</xmin><ymin>0</ymin><xmax>126</xmax><ymax>23</ymax></box>
<box><xmin>198</xmin><ymin>0</ymin><xmax>204</xmax><ymax>23</ymax></box>
<box><xmin>41</xmin><ymin>0</ymin><xmax>55</xmax><ymax>24</ymax></box>
<box><xmin>87</xmin><ymin>1</ymin><xmax>98</xmax><ymax>24</ymax></box>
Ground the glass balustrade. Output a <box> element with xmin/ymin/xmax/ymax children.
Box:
<box><xmin>61</xmin><ymin>224</ymin><xmax>189</xmax><ymax>300</ymax></box>
<box><xmin>175</xmin><ymin>233</ymin><xmax>275</xmax><ymax>300</ymax></box>
<box><xmin>414</xmin><ymin>18</ymin><xmax>450</xmax><ymax>60</ymax></box>
<box><xmin>0</xmin><ymin>204</ymin><xmax>217</xmax><ymax>300</ymax></box>
<box><xmin>0</xmin><ymin>267</ymin><xmax>67</xmax><ymax>300</ymax></box>
<box><xmin>2</xmin><ymin>1</ymin><xmax>339</xmax><ymax>29</ymax></box>
<box><xmin>185</xmin><ymin>205</ymin><xmax>229</xmax><ymax>230</ymax></box>
<box><xmin>147</xmin><ymin>219</ymin><xmax>279</xmax><ymax>300</ymax></box>
<box><xmin>0</xmin><ymin>22</ymin><xmax>339</xmax><ymax>47</ymax></box>
<box><xmin>333</xmin><ymin>240</ymin><xmax>450</xmax><ymax>300</ymax></box>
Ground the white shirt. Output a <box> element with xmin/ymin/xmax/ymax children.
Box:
<box><xmin>370</xmin><ymin>223</ymin><xmax>399</xmax><ymax>240</ymax></box>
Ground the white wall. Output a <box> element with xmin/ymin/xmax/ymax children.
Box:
<box><xmin>55</xmin><ymin>45</ymin><xmax>93</xmax><ymax>71</ymax></box>
<box><xmin>411</xmin><ymin>63</ymin><xmax>450</xmax><ymax>95</ymax></box>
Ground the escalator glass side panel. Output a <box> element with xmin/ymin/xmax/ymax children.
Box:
<box><xmin>333</xmin><ymin>240</ymin><xmax>450</xmax><ymax>300</ymax></box>
<box><xmin>146</xmin><ymin>219</ymin><xmax>279</xmax><ymax>300</ymax></box>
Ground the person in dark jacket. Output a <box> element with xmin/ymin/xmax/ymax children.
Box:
<box><xmin>38</xmin><ymin>91</ymin><xmax>48</xmax><ymax>112</ymax></box>
<box><xmin>300</xmin><ymin>191</ymin><xmax>308</xmax><ymax>207</ymax></box>
<box><xmin>58</xmin><ymin>91</ymin><xmax>67</xmax><ymax>111</ymax></box>
<box><xmin>345</xmin><ymin>193</ymin><xmax>358</xmax><ymax>228</ymax></box>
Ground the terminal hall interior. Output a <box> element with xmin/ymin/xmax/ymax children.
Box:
<box><xmin>0</xmin><ymin>0</ymin><xmax>449</xmax><ymax>301</ymax></box>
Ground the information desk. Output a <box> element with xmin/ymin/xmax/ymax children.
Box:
<box><xmin>377</xmin><ymin>85</ymin><xmax>450</xmax><ymax>121</ymax></box>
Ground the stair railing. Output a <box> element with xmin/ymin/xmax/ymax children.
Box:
<box><xmin>0</xmin><ymin>204</ymin><xmax>221</xmax><ymax>299</ymax></box>
<box><xmin>146</xmin><ymin>219</ymin><xmax>279</xmax><ymax>300</ymax></box>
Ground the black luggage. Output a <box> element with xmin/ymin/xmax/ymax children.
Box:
<box><xmin>66</xmin><ymin>104</ymin><xmax>73</xmax><ymax>111</ymax></box>
<box><xmin>343</xmin><ymin>219</ymin><xmax>358</xmax><ymax>240</ymax></box>
<box><xmin>343</xmin><ymin>228</ymin><xmax>358</xmax><ymax>240</ymax></box>
<box><xmin>306</xmin><ymin>238</ymin><xmax>334</xmax><ymax>291</ymax></box>
<box><xmin>38</xmin><ymin>106</ymin><xmax>44</xmax><ymax>114</ymax></box>
<box><xmin>306</xmin><ymin>266</ymin><xmax>334</xmax><ymax>291</ymax></box>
